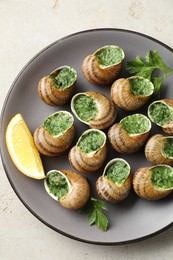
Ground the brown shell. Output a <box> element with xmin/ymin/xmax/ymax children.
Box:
<box><xmin>59</xmin><ymin>170</ymin><xmax>90</xmax><ymax>210</ymax></box>
<box><xmin>82</xmin><ymin>54</ymin><xmax>123</xmax><ymax>86</ymax></box>
<box><xmin>145</xmin><ymin>134</ymin><xmax>173</xmax><ymax>165</ymax></box>
<box><xmin>34</xmin><ymin>124</ymin><xmax>75</xmax><ymax>156</ymax></box>
<box><xmin>71</xmin><ymin>91</ymin><xmax>117</xmax><ymax>130</ymax></box>
<box><xmin>111</xmin><ymin>77</ymin><xmax>153</xmax><ymax>111</ymax></box>
<box><xmin>38</xmin><ymin>67</ymin><xmax>76</xmax><ymax>106</ymax></box>
<box><xmin>133</xmin><ymin>167</ymin><xmax>173</xmax><ymax>200</ymax></box>
<box><xmin>96</xmin><ymin>174</ymin><xmax>132</xmax><ymax>203</ymax></box>
<box><xmin>69</xmin><ymin>143</ymin><xmax>107</xmax><ymax>174</ymax></box>
<box><xmin>108</xmin><ymin>123</ymin><xmax>150</xmax><ymax>153</ymax></box>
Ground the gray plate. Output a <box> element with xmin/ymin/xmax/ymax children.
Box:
<box><xmin>1</xmin><ymin>29</ymin><xmax>173</xmax><ymax>245</ymax></box>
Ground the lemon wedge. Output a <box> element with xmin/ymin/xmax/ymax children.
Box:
<box><xmin>6</xmin><ymin>114</ymin><xmax>45</xmax><ymax>179</ymax></box>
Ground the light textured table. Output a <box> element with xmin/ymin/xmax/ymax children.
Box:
<box><xmin>1</xmin><ymin>0</ymin><xmax>173</xmax><ymax>259</ymax></box>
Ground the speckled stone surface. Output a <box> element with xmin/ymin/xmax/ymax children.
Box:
<box><xmin>1</xmin><ymin>0</ymin><xmax>173</xmax><ymax>259</ymax></box>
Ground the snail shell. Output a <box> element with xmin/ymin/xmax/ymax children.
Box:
<box><xmin>133</xmin><ymin>165</ymin><xmax>173</xmax><ymax>200</ymax></box>
<box><xmin>148</xmin><ymin>99</ymin><xmax>173</xmax><ymax>134</ymax></box>
<box><xmin>38</xmin><ymin>66</ymin><xmax>77</xmax><ymax>106</ymax></box>
<box><xmin>82</xmin><ymin>45</ymin><xmax>125</xmax><ymax>85</ymax></box>
<box><xmin>145</xmin><ymin>134</ymin><xmax>173</xmax><ymax>165</ymax></box>
<box><xmin>111</xmin><ymin>76</ymin><xmax>154</xmax><ymax>111</ymax></box>
<box><xmin>69</xmin><ymin>129</ymin><xmax>107</xmax><ymax>174</ymax></box>
<box><xmin>108</xmin><ymin>114</ymin><xmax>151</xmax><ymax>153</ymax></box>
<box><xmin>96</xmin><ymin>158</ymin><xmax>132</xmax><ymax>203</ymax></box>
<box><xmin>44</xmin><ymin>170</ymin><xmax>90</xmax><ymax>210</ymax></box>
<box><xmin>34</xmin><ymin>111</ymin><xmax>75</xmax><ymax>156</ymax></box>
<box><xmin>71</xmin><ymin>91</ymin><xmax>116</xmax><ymax>130</ymax></box>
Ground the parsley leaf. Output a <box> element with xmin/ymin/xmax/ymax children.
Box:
<box><xmin>152</xmin><ymin>50</ymin><xmax>173</xmax><ymax>76</ymax></box>
<box><xmin>78</xmin><ymin>197</ymin><xmax>108</xmax><ymax>231</ymax></box>
<box><xmin>126</xmin><ymin>49</ymin><xmax>173</xmax><ymax>98</ymax></box>
<box><xmin>152</xmin><ymin>77</ymin><xmax>164</xmax><ymax>98</ymax></box>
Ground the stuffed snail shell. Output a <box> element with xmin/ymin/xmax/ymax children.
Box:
<box><xmin>44</xmin><ymin>170</ymin><xmax>90</xmax><ymax>209</ymax></box>
<box><xmin>145</xmin><ymin>134</ymin><xmax>173</xmax><ymax>165</ymax></box>
<box><xmin>38</xmin><ymin>66</ymin><xmax>77</xmax><ymax>106</ymax></box>
<box><xmin>148</xmin><ymin>99</ymin><xmax>173</xmax><ymax>134</ymax></box>
<box><xmin>71</xmin><ymin>91</ymin><xmax>116</xmax><ymax>130</ymax></box>
<box><xmin>69</xmin><ymin>129</ymin><xmax>107</xmax><ymax>174</ymax></box>
<box><xmin>133</xmin><ymin>165</ymin><xmax>173</xmax><ymax>200</ymax></box>
<box><xmin>34</xmin><ymin>111</ymin><xmax>75</xmax><ymax>156</ymax></box>
<box><xmin>108</xmin><ymin>114</ymin><xmax>151</xmax><ymax>153</ymax></box>
<box><xmin>82</xmin><ymin>45</ymin><xmax>125</xmax><ymax>85</ymax></box>
<box><xmin>96</xmin><ymin>158</ymin><xmax>132</xmax><ymax>203</ymax></box>
<box><xmin>111</xmin><ymin>76</ymin><xmax>154</xmax><ymax>111</ymax></box>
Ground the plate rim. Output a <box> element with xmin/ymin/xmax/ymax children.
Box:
<box><xmin>1</xmin><ymin>28</ymin><xmax>173</xmax><ymax>245</ymax></box>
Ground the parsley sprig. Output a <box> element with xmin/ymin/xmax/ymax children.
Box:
<box><xmin>126</xmin><ymin>49</ymin><xmax>173</xmax><ymax>98</ymax></box>
<box><xmin>78</xmin><ymin>197</ymin><xmax>108</xmax><ymax>231</ymax></box>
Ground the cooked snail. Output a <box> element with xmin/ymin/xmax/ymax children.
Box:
<box><xmin>145</xmin><ymin>134</ymin><xmax>173</xmax><ymax>165</ymax></box>
<box><xmin>148</xmin><ymin>99</ymin><xmax>173</xmax><ymax>134</ymax></box>
<box><xmin>108</xmin><ymin>114</ymin><xmax>151</xmax><ymax>153</ymax></box>
<box><xmin>34</xmin><ymin>111</ymin><xmax>75</xmax><ymax>156</ymax></box>
<box><xmin>82</xmin><ymin>45</ymin><xmax>125</xmax><ymax>85</ymax></box>
<box><xmin>133</xmin><ymin>165</ymin><xmax>173</xmax><ymax>200</ymax></box>
<box><xmin>111</xmin><ymin>76</ymin><xmax>154</xmax><ymax>111</ymax></box>
<box><xmin>71</xmin><ymin>91</ymin><xmax>116</xmax><ymax>130</ymax></box>
<box><xmin>69</xmin><ymin>129</ymin><xmax>107</xmax><ymax>174</ymax></box>
<box><xmin>38</xmin><ymin>66</ymin><xmax>77</xmax><ymax>106</ymax></box>
<box><xmin>96</xmin><ymin>158</ymin><xmax>132</xmax><ymax>203</ymax></box>
<box><xmin>44</xmin><ymin>170</ymin><xmax>90</xmax><ymax>209</ymax></box>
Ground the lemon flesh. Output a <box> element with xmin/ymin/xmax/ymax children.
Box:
<box><xmin>6</xmin><ymin>114</ymin><xmax>45</xmax><ymax>179</ymax></box>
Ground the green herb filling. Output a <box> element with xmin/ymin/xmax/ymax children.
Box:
<box><xmin>130</xmin><ymin>78</ymin><xmax>153</xmax><ymax>96</ymax></box>
<box><xmin>149</xmin><ymin>102</ymin><xmax>173</xmax><ymax>126</ymax></box>
<box><xmin>95</xmin><ymin>46</ymin><xmax>123</xmax><ymax>67</ymax></box>
<box><xmin>78</xmin><ymin>131</ymin><xmax>105</xmax><ymax>154</ymax></box>
<box><xmin>74</xmin><ymin>94</ymin><xmax>98</xmax><ymax>122</ymax></box>
<box><xmin>151</xmin><ymin>166</ymin><xmax>173</xmax><ymax>190</ymax></box>
<box><xmin>121</xmin><ymin>114</ymin><xmax>150</xmax><ymax>135</ymax></box>
<box><xmin>43</xmin><ymin>112</ymin><xmax>73</xmax><ymax>136</ymax></box>
<box><xmin>46</xmin><ymin>171</ymin><xmax>69</xmax><ymax>200</ymax></box>
<box><xmin>54</xmin><ymin>67</ymin><xmax>76</xmax><ymax>89</ymax></box>
<box><xmin>162</xmin><ymin>138</ymin><xmax>173</xmax><ymax>158</ymax></box>
<box><xmin>105</xmin><ymin>160</ymin><xmax>130</xmax><ymax>185</ymax></box>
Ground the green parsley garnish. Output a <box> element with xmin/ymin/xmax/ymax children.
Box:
<box><xmin>78</xmin><ymin>197</ymin><xmax>108</xmax><ymax>231</ymax></box>
<box><xmin>126</xmin><ymin>49</ymin><xmax>173</xmax><ymax>98</ymax></box>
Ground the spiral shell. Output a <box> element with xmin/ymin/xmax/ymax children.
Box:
<box><xmin>108</xmin><ymin>114</ymin><xmax>151</xmax><ymax>153</ymax></box>
<box><xmin>111</xmin><ymin>76</ymin><xmax>154</xmax><ymax>111</ymax></box>
<box><xmin>82</xmin><ymin>45</ymin><xmax>125</xmax><ymax>85</ymax></box>
<box><xmin>148</xmin><ymin>99</ymin><xmax>173</xmax><ymax>134</ymax></box>
<box><xmin>69</xmin><ymin>129</ymin><xmax>107</xmax><ymax>174</ymax></box>
<box><xmin>34</xmin><ymin>111</ymin><xmax>75</xmax><ymax>156</ymax></box>
<box><xmin>44</xmin><ymin>170</ymin><xmax>90</xmax><ymax>210</ymax></box>
<box><xmin>96</xmin><ymin>158</ymin><xmax>132</xmax><ymax>203</ymax></box>
<box><xmin>145</xmin><ymin>134</ymin><xmax>173</xmax><ymax>165</ymax></box>
<box><xmin>133</xmin><ymin>165</ymin><xmax>173</xmax><ymax>200</ymax></box>
<box><xmin>38</xmin><ymin>66</ymin><xmax>77</xmax><ymax>106</ymax></box>
<box><xmin>71</xmin><ymin>91</ymin><xmax>116</xmax><ymax>130</ymax></box>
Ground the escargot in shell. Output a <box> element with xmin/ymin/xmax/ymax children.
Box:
<box><xmin>133</xmin><ymin>165</ymin><xmax>173</xmax><ymax>200</ymax></box>
<box><xmin>111</xmin><ymin>76</ymin><xmax>154</xmax><ymax>111</ymax></box>
<box><xmin>145</xmin><ymin>134</ymin><xmax>173</xmax><ymax>165</ymax></box>
<box><xmin>71</xmin><ymin>91</ymin><xmax>116</xmax><ymax>130</ymax></box>
<box><xmin>82</xmin><ymin>45</ymin><xmax>125</xmax><ymax>85</ymax></box>
<box><xmin>96</xmin><ymin>158</ymin><xmax>132</xmax><ymax>203</ymax></box>
<box><xmin>108</xmin><ymin>114</ymin><xmax>151</xmax><ymax>153</ymax></box>
<box><xmin>148</xmin><ymin>99</ymin><xmax>173</xmax><ymax>134</ymax></box>
<box><xmin>34</xmin><ymin>111</ymin><xmax>74</xmax><ymax>156</ymax></box>
<box><xmin>44</xmin><ymin>170</ymin><xmax>90</xmax><ymax>209</ymax></box>
<box><xmin>69</xmin><ymin>129</ymin><xmax>107</xmax><ymax>174</ymax></box>
<box><xmin>38</xmin><ymin>65</ymin><xmax>77</xmax><ymax>106</ymax></box>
